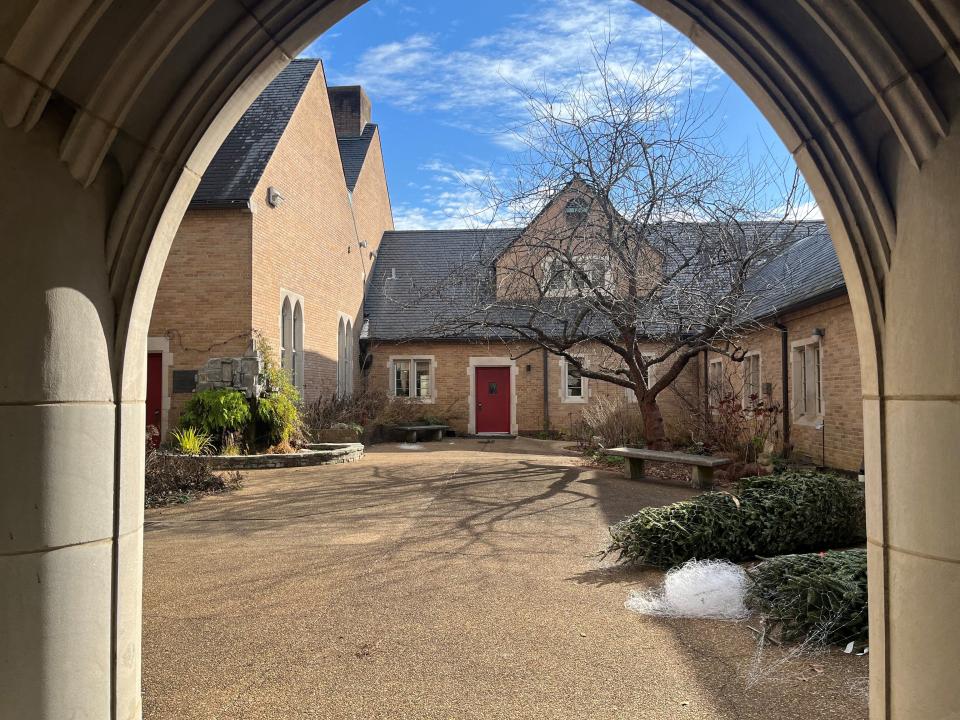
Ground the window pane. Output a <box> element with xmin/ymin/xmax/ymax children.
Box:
<box><xmin>415</xmin><ymin>360</ymin><xmax>430</xmax><ymax>398</ymax></box>
<box><xmin>804</xmin><ymin>345</ymin><xmax>819</xmax><ymax>416</ymax></box>
<box><xmin>745</xmin><ymin>356</ymin><xmax>760</xmax><ymax>400</ymax></box>
<box><xmin>793</xmin><ymin>348</ymin><xmax>805</xmax><ymax>416</ymax></box>
<box><xmin>813</xmin><ymin>345</ymin><xmax>822</xmax><ymax>415</ymax></box>
<box><xmin>394</xmin><ymin>360</ymin><xmax>410</xmax><ymax>397</ymax></box>
<box><xmin>567</xmin><ymin>363</ymin><xmax>583</xmax><ymax>397</ymax></box>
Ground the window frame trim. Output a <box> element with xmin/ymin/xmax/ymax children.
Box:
<box><xmin>560</xmin><ymin>356</ymin><xmax>588</xmax><ymax>404</ymax></box>
<box><xmin>542</xmin><ymin>254</ymin><xmax>612</xmax><ymax>298</ymax></box>
<box><xmin>279</xmin><ymin>289</ymin><xmax>305</xmax><ymax>395</ymax></box>
<box><xmin>790</xmin><ymin>336</ymin><xmax>824</xmax><ymax>424</ymax></box>
<box><xmin>387</xmin><ymin>355</ymin><xmax>436</xmax><ymax>404</ymax></box>
<box><xmin>741</xmin><ymin>350</ymin><xmax>762</xmax><ymax>410</ymax></box>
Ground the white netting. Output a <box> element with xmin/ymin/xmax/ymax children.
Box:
<box><xmin>625</xmin><ymin>559</ymin><xmax>750</xmax><ymax>620</ymax></box>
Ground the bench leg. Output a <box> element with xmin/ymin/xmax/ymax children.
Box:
<box><xmin>692</xmin><ymin>466</ymin><xmax>715</xmax><ymax>489</ymax></box>
<box><xmin>626</xmin><ymin>458</ymin><xmax>645</xmax><ymax>480</ymax></box>
<box><xmin>405</xmin><ymin>430</ymin><xmax>417</xmax><ymax>443</ymax></box>
<box><xmin>433</xmin><ymin>429</ymin><xmax>444</xmax><ymax>442</ymax></box>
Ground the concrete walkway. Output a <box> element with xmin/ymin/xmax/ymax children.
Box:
<box><xmin>143</xmin><ymin>438</ymin><xmax>867</xmax><ymax>719</ymax></box>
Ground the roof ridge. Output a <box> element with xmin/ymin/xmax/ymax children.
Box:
<box><xmin>383</xmin><ymin>228</ymin><xmax>522</xmax><ymax>234</ymax></box>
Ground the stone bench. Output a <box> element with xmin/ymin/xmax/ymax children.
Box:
<box><xmin>393</xmin><ymin>424</ymin><xmax>450</xmax><ymax>443</ymax></box>
<box><xmin>605</xmin><ymin>447</ymin><xmax>731</xmax><ymax>489</ymax></box>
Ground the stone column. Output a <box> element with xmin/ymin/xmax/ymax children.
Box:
<box><xmin>870</xmin><ymin>122</ymin><xmax>960</xmax><ymax>719</ymax></box>
<box><xmin>0</xmin><ymin>117</ymin><xmax>143</xmax><ymax>718</ymax></box>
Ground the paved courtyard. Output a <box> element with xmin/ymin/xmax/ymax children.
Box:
<box><xmin>143</xmin><ymin>438</ymin><xmax>868</xmax><ymax>719</ymax></box>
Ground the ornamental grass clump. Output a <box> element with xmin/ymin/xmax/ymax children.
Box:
<box><xmin>746</xmin><ymin>549</ymin><xmax>868</xmax><ymax>645</ymax></box>
<box><xmin>607</xmin><ymin>471</ymin><xmax>865</xmax><ymax>568</ymax></box>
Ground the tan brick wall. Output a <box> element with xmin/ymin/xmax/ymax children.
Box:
<box><xmin>705</xmin><ymin>294</ymin><xmax>863</xmax><ymax>471</ymax></box>
<box><xmin>250</xmin><ymin>63</ymin><xmax>392</xmax><ymax>405</ymax></box>
<box><xmin>148</xmin><ymin>209</ymin><xmax>254</xmax><ymax>426</ymax></box>
<box><xmin>367</xmin><ymin>339</ymin><xmax>699</xmax><ymax>440</ymax></box>
<box><xmin>349</xmin><ymin>124</ymin><xmax>394</xmax><ymax>391</ymax></box>
<box><xmin>151</xmin><ymin>61</ymin><xmax>395</xmax><ymax>431</ymax></box>
<box><xmin>351</xmin><ymin>125</ymin><xmax>393</xmax><ymax>266</ymax></box>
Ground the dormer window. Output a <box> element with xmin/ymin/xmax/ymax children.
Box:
<box><xmin>543</xmin><ymin>255</ymin><xmax>610</xmax><ymax>296</ymax></box>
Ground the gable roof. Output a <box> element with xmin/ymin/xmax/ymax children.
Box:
<box><xmin>364</xmin><ymin>228</ymin><xmax>520</xmax><ymax>341</ymax></box>
<box><xmin>364</xmin><ymin>221</ymin><xmax>846</xmax><ymax>341</ymax></box>
<box><xmin>744</xmin><ymin>223</ymin><xmax>845</xmax><ymax>319</ymax></box>
<box><xmin>190</xmin><ymin>59</ymin><xmax>319</xmax><ymax>209</ymax></box>
<box><xmin>338</xmin><ymin>124</ymin><xmax>377</xmax><ymax>192</ymax></box>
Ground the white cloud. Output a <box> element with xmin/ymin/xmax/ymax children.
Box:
<box><xmin>392</xmin><ymin>159</ymin><xmax>511</xmax><ymax>230</ymax></box>
<box><xmin>327</xmin><ymin>0</ymin><xmax>720</xmax><ymax>120</ymax></box>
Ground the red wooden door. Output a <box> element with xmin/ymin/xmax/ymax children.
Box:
<box><xmin>146</xmin><ymin>353</ymin><xmax>163</xmax><ymax>445</ymax></box>
<box><xmin>475</xmin><ymin>366</ymin><xmax>511</xmax><ymax>433</ymax></box>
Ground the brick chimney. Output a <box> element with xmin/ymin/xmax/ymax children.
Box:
<box><xmin>328</xmin><ymin>86</ymin><xmax>372</xmax><ymax>137</ymax></box>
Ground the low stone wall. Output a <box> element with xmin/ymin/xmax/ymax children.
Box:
<box><xmin>201</xmin><ymin>443</ymin><xmax>364</xmax><ymax>470</ymax></box>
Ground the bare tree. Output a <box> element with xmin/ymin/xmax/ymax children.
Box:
<box><xmin>401</xmin><ymin>37</ymin><xmax>814</xmax><ymax>448</ymax></box>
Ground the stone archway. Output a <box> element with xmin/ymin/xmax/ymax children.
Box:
<box><xmin>1</xmin><ymin>2</ymin><xmax>958</xmax><ymax>718</ymax></box>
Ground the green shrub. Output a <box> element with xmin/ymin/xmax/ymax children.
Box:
<box><xmin>254</xmin><ymin>335</ymin><xmax>302</xmax><ymax>447</ymax></box>
<box><xmin>746</xmin><ymin>549</ymin><xmax>868</xmax><ymax>645</ymax></box>
<box><xmin>171</xmin><ymin>427</ymin><xmax>214</xmax><ymax>456</ymax></box>
<box><xmin>257</xmin><ymin>392</ymin><xmax>300</xmax><ymax>445</ymax></box>
<box><xmin>607</xmin><ymin>471</ymin><xmax>865</xmax><ymax>568</ymax></box>
<box><xmin>180</xmin><ymin>388</ymin><xmax>251</xmax><ymax>438</ymax></box>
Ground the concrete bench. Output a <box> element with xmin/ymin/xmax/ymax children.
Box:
<box><xmin>394</xmin><ymin>424</ymin><xmax>449</xmax><ymax>443</ymax></box>
<box><xmin>605</xmin><ymin>447</ymin><xmax>731</xmax><ymax>489</ymax></box>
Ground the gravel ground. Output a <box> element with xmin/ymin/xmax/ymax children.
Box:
<box><xmin>143</xmin><ymin>437</ymin><xmax>868</xmax><ymax>720</ymax></box>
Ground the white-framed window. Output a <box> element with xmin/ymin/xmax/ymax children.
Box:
<box><xmin>390</xmin><ymin>357</ymin><xmax>434</xmax><ymax>401</ymax></box>
<box><xmin>626</xmin><ymin>354</ymin><xmax>660</xmax><ymax>402</ymax></box>
<box><xmin>561</xmin><ymin>357</ymin><xmax>588</xmax><ymax>403</ymax></box>
<box><xmin>543</xmin><ymin>254</ymin><xmax>610</xmax><ymax>296</ymax></box>
<box><xmin>337</xmin><ymin>316</ymin><xmax>354</xmax><ymax>397</ymax></box>
<box><xmin>708</xmin><ymin>357</ymin><xmax>726</xmax><ymax>404</ymax></box>
<box><xmin>742</xmin><ymin>352</ymin><xmax>761</xmax><ymax>408</ymax></box>
<box><xmin>280</xmin><ymin>292</ymin><xmax>304</xmax><ymax>393</ymax></box>
<box><xmin>280</xmin><ymin>298</ymin><xmax>292</xmax><ymax>372</ymax></box>
<box><xmin>292</xmin><ymin>301</ymin><xmax>304</xmax><ymax>391</ymax></box>
<box><xmin>792</xmin><ymin>338</ymin><xmax>822</xmax><ymax>421</ymax></box>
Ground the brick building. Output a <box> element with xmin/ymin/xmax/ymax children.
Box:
<box><xmin>363</xmin><ymin>193</ymin><xmax>863</xmax><ymax>472</ymax></box>
<box><xmin>148</xmin><ymin>59</ymin><xmax>394</xmax><ymax>438</ymax></box>
<box><xmin>148</xmin><ymin>62</ymin><xmax>861</xmax><ymax>472</ymax></box>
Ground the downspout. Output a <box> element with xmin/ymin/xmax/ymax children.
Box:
<box><xmin>775</xmin><ymin>322</ymin><xmax>790</xmax><ymax>453</ymax></box>
<box><xmin>702</xmin><ymin>349</ymin><xmax>709</xmax><ymax>430</ymax></box>
<box><xmin>542</xmin><ymin>348</ymin><xmax>550</xmax><ymax>433</ymax></box>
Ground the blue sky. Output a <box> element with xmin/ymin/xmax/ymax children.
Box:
<box><xmin>304</xmin><ymin>0</ymin><xmax>813</xmax><ymax>230</ymax></box>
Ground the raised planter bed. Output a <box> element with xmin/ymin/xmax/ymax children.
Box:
<box><xmin>199</xmin><ymin>443</ymin><xmax>364</xmax><ymax>470</ymax></box>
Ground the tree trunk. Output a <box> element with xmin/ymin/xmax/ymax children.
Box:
<box><xmin>639</xmin><ymin>395</ymin><xmax>668</xmax><ymax>450</ymax></box>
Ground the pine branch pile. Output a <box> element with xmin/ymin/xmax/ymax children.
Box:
<box><xmin>745</xmin><ymin>549</ymin><xmax>868</xmax><ymax>644</ymax></box>
<box><xmin>607</xmin><ymin>471</ymin><xmax>865</xmax><ymax>568</ymax></box>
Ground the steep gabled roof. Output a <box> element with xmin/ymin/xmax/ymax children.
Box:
<box><xmin>190</xmin><ymin>59</ymin><xmax>319</xmax><ymax>209</ymax></box>
<box><xmin>364</xmin><ymin>228</ymin><xmax>520</xmax><ymax>341</ymax></box>
<box><xmin>338</xmin><ymin>124</ymin><xmax>377</xmax><ymax>192</ymax></box>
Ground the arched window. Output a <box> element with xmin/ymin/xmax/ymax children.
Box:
<box><xmin>292</xmin><ymin>301</ymin><xmax>304</xmax><ymax>391</ymax></box>
<box><xmin>336</xmin><ymin>317</ymin><xmax>354</xmax><ymax>398</ymax></box>
<box><xmin>280</xmin><ymin>297</ymin><xmax>292</xmax><ymax>373</ymax></box>
<box><xmin>345</xmin><ymin>319</ymin><xmax>353</xmax><ymax>396</ymax></box>
<box><xmin>337</xmin><ymin>317</ymin><xmax>346</xmax><ymax>397</ymax></box>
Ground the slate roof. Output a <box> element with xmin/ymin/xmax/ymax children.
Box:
<box><xmin>338</xmin><ymin>124</ymin><xmax>377</xmax><ymax>192</ymax></box>
<box><xmin>190</xmin><ymin>59</ymin><xmax>319</xmax><ymax>208</ymax></box>
<box><xmin>364</xmin><ymin>228</ymin><xmax>520</xmax><ymax>341</ymax></box>
<box><xmin>364</xmin><ymin>221</ymin><xmax>845</xmax><ymax>341</ymax></box>
<box><xmin>743</xmin><ymin>223</ymin><xmax>845</xmax><ymax>319</ymax></box>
